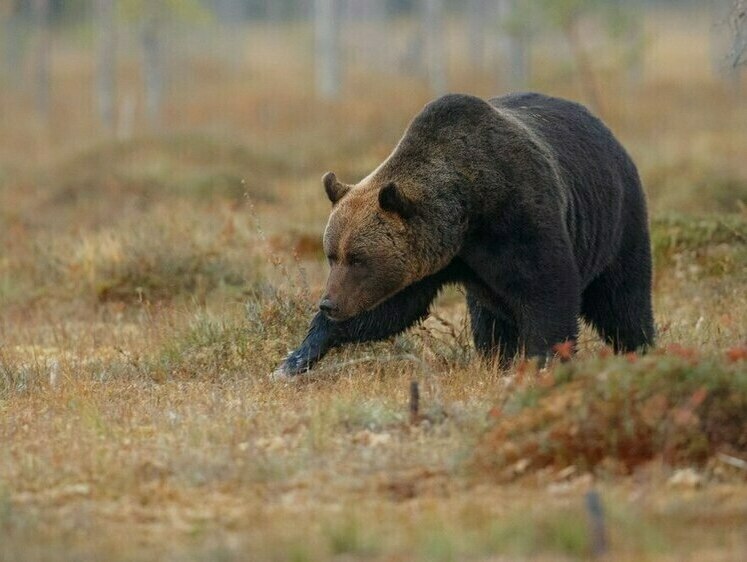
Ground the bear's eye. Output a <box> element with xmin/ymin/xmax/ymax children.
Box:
<box><xmin>347</xmin><ymin>254</ymin><xmax>365</xmax><ymax>267</ymax></box>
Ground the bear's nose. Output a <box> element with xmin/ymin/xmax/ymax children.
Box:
<box><xmin>319</xmin><ymin>298</ymin><xmax>338</xmax><ymax>315</ymax></box>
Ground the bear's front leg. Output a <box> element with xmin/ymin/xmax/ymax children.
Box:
<box><xmin>272</xmin><ymin>311</ymin><xmax>334</xmax><ymax>379</ymax></box>
<box><xmin>272</xmin><ymin>266</ymin><xmax>457</xmax><ymax>379</ymax></box>
<box><xmin>519</xmin><ymin>298</ymin><xmax>580</xmax><ymax>361</ymax></box>
<box><xmin>511</xmin><ymin>260</ymin><xmax>581</xmax><ymax>361</ymax></box>
<box><xmin>462</xmin><ymin>235</ymin><xmax>581</xmax><ymax>363</ymax></box>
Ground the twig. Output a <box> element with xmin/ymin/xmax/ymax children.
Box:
<box><xmin>409</xmin><ymin>380</ymin><xmax>420</xmax><ymax>424</ymax></box>
<box><xmin>716</xmin><ymin>452</ymin><xmax>747</xmax><ymax>471</ymax></box>
<box><xmin>585</xmin><ymin>490</ymin><xmax>608</xmax><ymax>558</ymax></box>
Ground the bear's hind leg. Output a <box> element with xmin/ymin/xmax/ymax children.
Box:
<box><xmin>581</xmin><ymin>248</ymin><xmax>654</xmax><ymax>353</ymax></box>
<box><xmin>467</xmin><ymin>293</ymin><xmax>519</xmax><ymax>368</ymax></box>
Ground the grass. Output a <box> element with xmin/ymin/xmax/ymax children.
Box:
<box><xmin>1</xmin><ymin>7</ymin><xmax>747</xmax><ymax>562</ymax></box>
<box><xmin>651</xmin><ymin>214</ymin><xmax>747</xmax><ymax>274</ymax></box>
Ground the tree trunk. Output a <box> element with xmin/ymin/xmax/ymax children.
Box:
<box><xmin>214</xmin><ymin>0</ymin><xmax>245</xmax><ymax>21</ymax></box>
<box><xmin>266</xmin><ymin>0</ymin><xmax>283</xmax><ymax>22</ymax></box>
<box><xmin>728</xmin><ymin>0</ymin><xmax>746</xmax><ymax>93</ymax></box>
<box><xmin>1</xmin><ymin>2</ymin><xmax>23</xmax><ymax>87</ymax></box>
<box><xmin>32</xmin><ymin>0</ymin><xmax>51</xmax><ymax>120</ymax></box>
<box><xmin>710</xmin><ymin>0</ymin><xmax>728</xmax><ymax>79</ymax></box>
<box><xmin>141</xmin><ymin>13</ymin><xmax>164</xmax><ymax>127</ymax></box>
<box><xmin>506</xmin><ymin>0</ymin><xmax>530</xmax><ymax>91</ymax></box>
<box><xmin>94</xmin><ymin>0</ymin><xmax>117</xmax><ymax>132</ymax></box>
<box><xmin>357</xmin><ymin>0</ymin><xmax>388</xmax><ymax>71</ymax></box>
<box><xmin>468</xmin><ymin>0</ymin><xmax>485</xmax><ymax>70</ymax></box>
<box><xmin>626</xmin><ymin>20</ymin><xmax>645</xmax><ymax>87</ymax></box>
<box><xmin>315</xmin><ymin>0</ymin><xmax>340</xmax><ymax>100</ymax></box>
<box><xmin>564</xmin><ymin>18</ymin><xmax>603</xmax><ymax>115</ymax></box>
<box><xmin>422</xmin><ymin>0</ymin><xmax>446</xmax><ymax>95</ymax></box>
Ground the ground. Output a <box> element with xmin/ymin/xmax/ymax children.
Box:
<box><xmin>1</xmin><ymin>9</ymin><xmax>747</xmax><ymax>562</ymax></box>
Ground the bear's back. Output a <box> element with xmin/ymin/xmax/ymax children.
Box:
<box><xmin>489</xmin><ymin>92</ymin><xmax>629</xmax><ymax>178</ymax></box>
<box><xmin>490</xmin><ymin>92</ymin><xmax>645</xmax><ymax>283</ymax></box>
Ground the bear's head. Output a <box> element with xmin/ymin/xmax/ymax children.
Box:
<box><xmin>318</xmin><ymin>170</ymin><xmax>464</xmax><ymax>321</ymax></box>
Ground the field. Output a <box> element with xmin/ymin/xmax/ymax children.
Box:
<box><xmin>1</xmin><ymin>9</ymin><xmax>747</xmax><ymax>562</ymax></box>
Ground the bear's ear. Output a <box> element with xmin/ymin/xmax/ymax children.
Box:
<box><xmin>378</xmin><ymin>182</ymin><xmax>415</xmax><ymax>219</ymax></box>
<box><xmin>323</xmin><ymin>171</ymin><xmax>349</xmax><ymax>204</ymax></box>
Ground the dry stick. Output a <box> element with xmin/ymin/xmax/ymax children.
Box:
<box><xmin>585</xmin><ymin>490</ymin><xmax>608</xmax><ymax>558</ymax></box>
<box><xmin>716</xmin><ymin>452</ymin><xmax>747</xmax><ymax>471</ymax></box>
<box><xmin>409</xmin><ymin>380</ymin><xmax>420</xmax><ymax>425</ymax></box>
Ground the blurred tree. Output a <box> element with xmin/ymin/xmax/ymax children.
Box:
<box><xmin>212</xmin><ymin>0</ymin><xmax>247</xmax><ymax>21</ymax></box>
<box><xmin>534</xmin><ymin>0</ymin><xmax>604</xmax><ymax>111</ymax></box>
<box><xmin>32</xmin><ymin>0</ymin><xmax>51</xmax><ymax>120</ymax></box>
<box><xmin>141</xmin><ymin>5</ymin><xmax>164</xmax><ymax>127</ymax></box>
<box><xmin>720</xmin><ymin>0</ymin><xmax>747</xmax><ymax>93</ymax></box>
<box><xmin>387</xmin><ymin>0</ymin><xmax>416</xmax><ymax>14</ymax></box>
<box><xmin>94</xmin><ymin>0</ymin><xmax>117</xmax><ymax>131</ymax></box>
<box><xmin>422</xmin><ymin>0</ymin><xmax>446</xmax><ymax>94</ymax></box>
<box><xmin>603</xmin><ymin>0</ymin><xmax>645</xmax><ymax>86</ymax></box>
<box><xmin>0</xmin><ymin>0</ymin><xmax>24</xmax><ymax>88</ymax></box>
<box><xmin>52</xmin><ymin>0</ymin><xmax>90</xmax><ymax>22</ymax></box>
<box><xmin>468</xmin><ymin>0</ymin><xmax>486</xmax><ymax>70</ymax></box>
<box><xmin>315</xmin><ymin>0</ymin><xmax>340</xmax><ymax>100</ymax></box>
<box><xmin>119</xmin><ymin>0</ymin><xmax>206</xmax><ymax>127</ymax></box>
<box><xmin>349</xmin><ymin>0</ymin><xmax>389</xmax><ymax>72</ymax></box>
<box><xmin>728</xmin><ymin>0</ymin><xmax>746</xmax><ymax>68</ymax></box>
<box><xmin>504</xmin><ymin>0</ymin><xmax>531</xmax><ymax>91</ymax></box>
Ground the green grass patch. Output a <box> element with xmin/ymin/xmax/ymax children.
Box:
<box><xmin>324</xmin><ymin>517</ymin><xmax>381</xmax><ymax>557</ymax></box>
<box><xmin>651</xmin><ymin>213</ymin><xmax>747</xmax><ymax>276</ymax></box>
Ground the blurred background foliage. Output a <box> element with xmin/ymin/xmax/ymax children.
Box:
<box><xmin>0</xmin><ymin>0</ymin><xmax>745</xmax><ymax>216</ymax></box>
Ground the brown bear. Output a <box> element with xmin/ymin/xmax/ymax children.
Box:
<box><xmin>274</xmin><ymin>92</ymin><xmax>655</xmax><ymax>378</ymax></box>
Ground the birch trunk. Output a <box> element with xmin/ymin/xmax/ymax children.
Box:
<box><xmin>142</xmin><ymin>12</ymin><xmax>164</xmax><ymax>127</ymax></box>
<box><xmin>423</xmin><ymin>0</ymin><xmax>446</xmax><ymax>95</ymax></box>
<box><xmin>468</xmin><ymin>0</ymin><xmax>485</xmax><ymax>70</ymax></box>
<box><xmin>315</xmin><ymin>0</ymin><xmax>340</xmax><ymax>100</ymax></box>
<box><xmin>94</xmin><ymin>0</ymin><xmax>117</xmax><ymax>131</ymax></box>
<box><xmin>507</xmin><ymin>0</ymin><xmax>530</xmax><ymax>91</ymax></box>
<box><xmin>32</xmin><ymin>0</ymin><xmax>51</xmax><ymax>119</ymax></box>
<box><xmin>1</xmin><ymin>4</ymin><xmax>24</xmax><ymax>86</ymax></box>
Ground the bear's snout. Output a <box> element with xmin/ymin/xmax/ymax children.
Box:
<box><xmin>319</xmin><ymin>297</ymin><xmax>340</xmax><ymax>319</ymax></box>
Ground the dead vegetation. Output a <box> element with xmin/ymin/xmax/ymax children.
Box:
<box><xmin>474</xmin><ymin>353</ymin><xmax>747</xmax><ymax>481</ymax></box>
<box><xmin>0</xmin><ymin>9</ymin><xmax>746</xmax><ymax>562</ymax></box>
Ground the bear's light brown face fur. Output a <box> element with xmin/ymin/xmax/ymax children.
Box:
<box><xmin>321</xmin><ymin>185</ymin><xmax>417</xmax><ymax>320</ymax></box>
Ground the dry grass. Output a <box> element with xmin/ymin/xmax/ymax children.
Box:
<box><xmin>1</xmin><ymin>8</ymin><xmax>747</xmax><ymax>562</ymax></box>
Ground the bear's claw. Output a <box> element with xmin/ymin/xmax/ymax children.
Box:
<box><xmin>270</xmin><ymin>347</ymin><xmax>315</xmax><ymax>381</ymax></box>
<box><xmin>269</xmin><ymin>364</ymin><xmax>295</xmax><ymax>382</ymax></box>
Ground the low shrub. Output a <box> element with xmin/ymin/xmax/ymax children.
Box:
<box><xmin>474</xmin><ymin>352</ymin><xmax>747</xmax><ymax>480</ymax></box>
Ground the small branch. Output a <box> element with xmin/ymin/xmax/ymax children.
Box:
<box><xmin>585</xmin><ymin>490</ymin><xmax>608</xmax><ymax>558</ymax></box>
<box><xmin>409</xmin><ymin>380</ymin><xmax>420</xmax><ymax>424</ymax></box>
<box><xmin>716</xmin><ymin>452</ymin><xmax>747</xmax><ymax>471</ymax></box>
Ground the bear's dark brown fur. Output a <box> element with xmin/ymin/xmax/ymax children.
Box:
<box><xmin>275</xmin><ymin>92</ymin><xmax>655</xmax><ymax>377</ymax></box>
